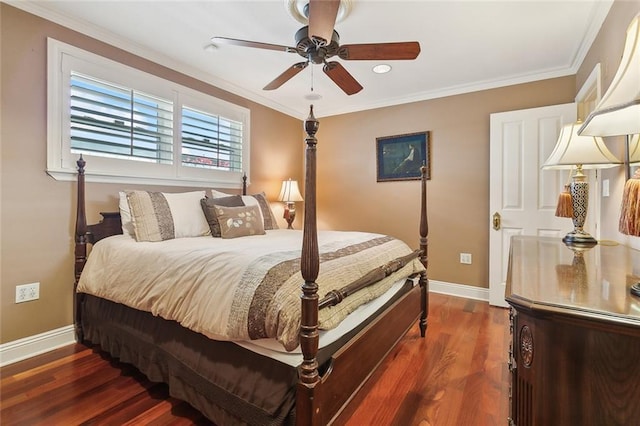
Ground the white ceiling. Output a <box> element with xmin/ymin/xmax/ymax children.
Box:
<box><xmin>15</xmin><ymin>0</ymin><xmax>613</xmax><ymax>118</ymax></box>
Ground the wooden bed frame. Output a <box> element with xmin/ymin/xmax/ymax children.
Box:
<box><xmin>73</xmin><ymin>105</ymin><xmax>429</xmax><ymax>425</ymax></box>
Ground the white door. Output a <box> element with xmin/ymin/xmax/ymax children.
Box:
<box><xmin>489</xmin><ymin>103</ymin><xmax>577</xmax><ymax>307</ymax></box>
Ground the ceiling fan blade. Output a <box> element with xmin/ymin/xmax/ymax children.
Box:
<box><xmin>338</xmin><ymin>42</ymin><xmax>421</xmax><ymax>60</ymax></box>
<box><xmin>308</xmin><ymin>0</ymin><xmax>340</xmax><ymax>46</ymax></box>
<box><xmin>211</xmin><ymin>37</ymin><xmax>296</xmax><ymax>53</ymax></box>
<box><xmin>323</xmin><ymin>62</ymin><xmax>363</xmax><ymax>95</ymax></box>
<box><xmin>263</xmin><ymin>62</ymin><xmax>309</xmax><ymax>90</ymax></box>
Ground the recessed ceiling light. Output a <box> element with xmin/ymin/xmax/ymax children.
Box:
<box><xmin>372</xmin><ymin>64</ymin><xmax>392</xmax><ymax>74</ymax></box>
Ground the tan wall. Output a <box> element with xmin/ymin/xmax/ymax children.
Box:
<box><xmin>317</xmin><ymin>78</ymin><xmax>576</xmax><ymax>287</ymax></box>
<box><xmin>577</xmin><ymin>0</ymin><xmax>640</xmax><ymax>92</ymax></box>
<box><xmin>0</xmin><ymin>4</ymin><xmax>303</xmax><ymax>343</ymax></box>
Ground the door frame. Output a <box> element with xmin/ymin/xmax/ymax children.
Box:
<box><xmin>575</xmin><ymin>63</ymin><xmax>603</xmax><ymax>240</ymax></box>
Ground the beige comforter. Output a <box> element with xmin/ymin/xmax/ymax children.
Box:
<box><xmin>77</xmin><ymin>230</ymin><xmax>424</xmax><ymax>351</ymax></box>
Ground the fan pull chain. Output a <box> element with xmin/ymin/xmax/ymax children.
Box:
<box><xmin>310</xmin><ymin>63</ymin><xmax>315</xmax><ymax>93</ymax></box>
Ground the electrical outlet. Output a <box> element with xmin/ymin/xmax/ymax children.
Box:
<box><xmin>602</xmin><ymin>179</ymin><xmax>610</xmax><ymax>197</ymax></box>
<box><xmin>460</xmin><ymin>253</ymin><xmax>472</xmax><ymax>264</ymax></box>
<box><xmin>15</xmin><ymin>282</ymin><xmax>39</xmax><ymax>303</ymax></box>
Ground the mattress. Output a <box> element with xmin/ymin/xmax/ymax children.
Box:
<box><xmin>237</xmin><ymin>275</ymin><xmax>419</xmax><ymax>366</ymax></box>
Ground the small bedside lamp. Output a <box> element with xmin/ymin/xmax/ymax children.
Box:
<box><xmin>278</xmin><ymin>178</ymin><xmax>303</xmax><ymax>229</ymax></box>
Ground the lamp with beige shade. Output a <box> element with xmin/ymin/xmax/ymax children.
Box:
<box><xmin>278</xmin><ymin>178</ymin><xmax>304</xmax><ymax>229</ymax></box>
<box><xmin>578</xmin><ymin>14</ymin><xmax>640</xmax><ymax>296</ymax></box>
<box><xmin>543</xmin><ymin>121</ymin><xmax>621</xmax><ymax>246</ymax></box>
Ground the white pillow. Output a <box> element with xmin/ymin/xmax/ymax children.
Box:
<box><xmin>126</xmin><ymin>190</ymin><xmax>210</xmax><ymax>242</ymax></box>
<box><xmin>211</xmin><ymin>189</ymin><xmax>236</xmax><ymax>198</ymax></box>
<box><xmin>119</xmin><ymin>191</ymin><xmax>135</xmax><ymax>237</ymax></box>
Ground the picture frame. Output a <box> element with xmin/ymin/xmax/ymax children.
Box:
<box><xmin>376</xmin><ymin>131</ymin><xmax>430</xmax><ymax>182</ymax></box>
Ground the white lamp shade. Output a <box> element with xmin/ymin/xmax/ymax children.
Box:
<box><xmin>543</xmin><ymin>121</ymin><xmax>621</xmax><ymax>169</ymax></box>
<box><xmin>278</xmin><ymin>179</ymin><xmax>304</xmax><ymax>202</ymax></box>
<box><xmin>578</xmin><ymin>14</ymin><xmax>640</xmax><ymax>137</ymax></box>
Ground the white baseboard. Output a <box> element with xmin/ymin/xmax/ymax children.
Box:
<box><xmin>0</xmin><ymin>281</ymin><xmax>486</xmax><ymax>367</ymax></box>
<box><xmin>429</xmin><ymin>280</ymin><xmax>489</xmax><ymax>302</ymax></box>
<box><xmin>0</xmin><ymin>325</ymin><xmax>76</xmax><ymax>367</ymax></box>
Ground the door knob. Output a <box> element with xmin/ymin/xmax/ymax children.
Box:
<box><xmin>493</xmin><ymin>212</ymin><xmax>501</xmax><ymax>231</ymax></box>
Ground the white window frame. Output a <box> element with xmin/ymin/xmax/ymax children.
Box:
<box><xmin>47</xmin><ymin>38</ymin><xmax>250</xmax><ymax>189</ymax></box>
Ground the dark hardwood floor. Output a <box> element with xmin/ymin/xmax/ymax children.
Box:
<box><xmin>0</xmin><ymin>293</ymin><xmax>510</xmax><ymax>425</ymax></box>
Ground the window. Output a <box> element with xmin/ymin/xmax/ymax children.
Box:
<box><xmin>70</xmin><ymin>73</ymin><xmax>174</xmax><ymax>164</ymax></box>
<box><xmin>47</xmin><ymin>39</ymin><xmax>250</xmax><ymax>188</ymax></box>
<box><xmin>181</xmin><ymin>106</ymin><xmax>243</xmax><ymax>172</ymax></box>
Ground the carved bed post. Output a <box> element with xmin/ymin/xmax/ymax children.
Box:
<box><xmin>297</xmin><ymin>105</ymin><xmax>321</xmax><ymax>425</ymax></box>
<box><xmin>74</xmin><ymin>156</ymin><xmax>88</xmax><ymax>342</ymax></box>
<box><xmin>242</xmin><ymin>172</ymin><xmax>247</xmax><ymax>195</ymax></box>
<box><xmin>419</xmin><ymin>165</ymin><xmax>429</xmax><ymax>337</ymax></box>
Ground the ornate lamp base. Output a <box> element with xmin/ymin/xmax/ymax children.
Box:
<box><xmin>562</xmin><ymin>230</ymin><xmax>598</xmax><ymax>247</ymax></box>
<box><xmin>283</xmin><ymin>202</ymin><xmax>296</xmax><ymax>230</ymax></box>
<box><xmin>631</xmin><ymin>283</ymin><xmax>640</xmax><ymax>298</ymax></box>
<box><xmin>564</xmin><ymin>165</ymin><xmax>597</xmax><ymax>248</ymax></box>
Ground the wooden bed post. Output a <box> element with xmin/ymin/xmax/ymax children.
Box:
<box><xmin>242</xmin><ymin>173</ymin><xmax>247</xmax><ymax>195</ymax></box>
<box><xmin>297</xmin><ymin>105</ymin><xmax>322</xmax><ymax>425</ymax></box>
<box><xmin>74</xmin><ymin>156</ymin><xmax>88</xmax><ymax>342</ymax></box>
<box><xmin>419</xmin><ymin>164</ymin><xmax>429</xmax><ymax>337</ymax></box>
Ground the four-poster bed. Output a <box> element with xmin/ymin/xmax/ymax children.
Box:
<box><xmin>73</xmin><ymin>106</ymin><xmax>429</xmax><ymax>425</ymax></box>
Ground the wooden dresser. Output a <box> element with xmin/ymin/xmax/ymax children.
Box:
<box><xmin>505</xmin><ymin>236</ymin><xmax>640</xmax><ymax>426</ymax></box>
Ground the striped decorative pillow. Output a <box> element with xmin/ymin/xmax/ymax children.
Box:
<box><xmin>126</xmin><ymin>190</ymin><xmax>210</xmax><ymax>242</ymax></box>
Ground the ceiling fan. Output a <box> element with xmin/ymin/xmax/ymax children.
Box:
<box><xmin>211</xmin><ymin>0</ymin><xmax>420</xmax><ymax>95</ymax></box>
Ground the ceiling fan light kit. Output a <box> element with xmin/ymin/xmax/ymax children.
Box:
<box><xmin>304</xmin><ymin>92</ymin><xmax>323</xmax><ymax>101</ymax></box>
<box><xmin>211</xmin><ymin>0</ymin><xmax>420</xmax><ymax>96</ymax></box>
<box><xmin>286</xmin><ymin>0</ymin><xmax>352</xmax><ymax>25</ymax></box>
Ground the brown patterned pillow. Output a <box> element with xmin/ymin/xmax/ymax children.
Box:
<box><xmin>214</xmin><ymin>205</ymin><xmax>266</xmax><ymax>239</ymax></box>
<box><xmin>211</xmin><ymin>190</ymin><xmax>279</xmax><ymax>230</ymax></box>
<box><xmin>200</xmin><ymin>195</ymin><xmax>245</xmax><ymax>237</ymax></box>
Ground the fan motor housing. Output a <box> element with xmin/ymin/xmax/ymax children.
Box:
<box><xmin>295</xmin><ymin>26</ymin><xmax>340</xmax><ymax>63</ymax></box>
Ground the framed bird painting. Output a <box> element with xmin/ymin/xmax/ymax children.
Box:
<box><xmin>376</xmin><ymin>131</ymin><xmax>430</xmax><ymax>182</ymax></box>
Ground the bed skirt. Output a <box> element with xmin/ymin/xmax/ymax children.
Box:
<box><xmin>80</xmin><ymin>279</ymin><xmax>414</xmax><ymax>425</ymax></box>
<box><xmin>82</xmin><ymin>295</ymin><xmax>297</xmax><ymax>425</ymax></box>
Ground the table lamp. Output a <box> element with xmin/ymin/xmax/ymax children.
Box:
<box><xmin>578</xmin><ymin>14</ymin><xmax>639</xmax><ymax>138</ymax></box>
<box><xmin>620</xmin><ymin>134</ymin><xmax>640</xmax><ymax>240</ymax></box>
<box><xmin>578</xmin><ymin>14</ymin><xmax>640</xmax><ymax>296</ymax></box>
<box><xmin>610</xmin><ymin>136</ymin><xmax>640</xmax><ymax>298</ymax></box>
<box><xmin>278</xmin><ymin>178</ymin><xmax>304</xmax><ymax>229</ymax></box>
<box><xmin>543</xmin><ymin>121</ymin><xmax>621</xmax><ymax>246</ymax></box>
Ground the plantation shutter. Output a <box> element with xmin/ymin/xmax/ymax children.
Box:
<box><xmin>70</xmin><ymin>72</ymin><xmax>173</xmax><ymax>164</ymax></box>
<box><xmin>181</xmin><ymin>106</ymin><xmax>243</xmax><ymax>172</ymax></box>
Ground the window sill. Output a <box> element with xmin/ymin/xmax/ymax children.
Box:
<box><xmin>46</xmin><ymin>168</ymin><xmax>245</xmax><ymax>189</ymax></box>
